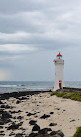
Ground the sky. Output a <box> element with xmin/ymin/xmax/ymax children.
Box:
<box><xmin>0</xmin><ymin>0</ymin><xmax>81</xmax><ymax>81</ymax></box>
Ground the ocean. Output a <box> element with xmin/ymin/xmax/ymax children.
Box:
<box><xmin>0</xmin><ymin>81</ymin><xmax>81</xmax><ymax>93</ymax></box>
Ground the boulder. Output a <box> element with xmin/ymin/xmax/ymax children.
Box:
<box><xmin>50</xmin><ymin>112</ymin><xmax>54</xmax><ymax>114</ymax></box>
<box><xmin>32</xmin><ymin>124</ymin><xmax>40</xmax><ymax>131</ymax></box>
<box><xmin>29</xmin><ymin>133</ymin><xmax>38</xmax><ymax>137</ymax></box>
<box><xmin>29</xmin><ymin>120</ymin><xmax>37</xmax><ymax>125</ymax></box>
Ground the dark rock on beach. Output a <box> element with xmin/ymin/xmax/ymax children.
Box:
<box><xmin>9</xmin><ymin>132</ymin><xmax>15</xmax><ymax>136</ymax></box>
<box><xmin>40</xmin><ymin>114</ymin><xmax>50</xmax><ymax>119</ymax></box>
<box><xmin>50</xmin><ymin>112</ymin><xmax>54</xmax><ymax>114</ymax></box>
<box><xmin>16</xmin><ymin>100</ymin><xmax>21</xmax><ymax>104</ymax></box>
<box><xmin>0</xmin><ymin>126</ymin><xmax>3</xmax><ymax>129</ymax></box>
<box><xmin>7</xmin><ymin>122</ymin><xmax>23</xmax><ymax>130</ymax></box>
<box><xmin>1</xmin><ymin>104</ymin><xmax>11</xmax><ymax>109</ymax></box>
<box><xmin>9</xmin><ymin>110</ymin><xmax>22</xmax><ymax>114</ymax></box>
<box><xmin>29</xmin><ymin>133</ymin><xmax>38</xmax><ymax>137</ymax></box>
<box><xmin>17</xmin><ymin>116</ymin><xmax>23</xmax><ymax>120</ymax></box>
<box><xmin>55</xmin><ymin>130</ymin><xmax>64</xmax><ymax>137</ymax></box>
<box><xmin>15</xmin><ymin>133</ymin><xmax>24</xmax><ymax>137</ymax></box>
<box><xmin>29</xmin><ymin>120</ymin><xmax>37</xmax><ymax>125</ymax></box>
<box><xmin>27</xmin><ymin>112</ymin><xmax>36</xmax><ymax>116</ymax></box>
<box><xmin>38</xmin><ymin>128</ymin><xmax>52</xmax><ymax>134</ymax></box>
<box><xmin>0</xmin><ymin>100</ymin><xmax>3</xmax><ymax>104</ymax></box>
<box><xmin>32</xmin><ymin>124</ymin><xmax>40</xmax><ymax>131</ymax></box>
<box><xmin>2</xmin><ymin>111</ymin><xmax>12</xmax><ymax>119</ymax></box>
<box><xmin>0</xmin><ymin>109</ymin><xmax>4</xmax><ymax>114</ymax></box>
<box><xmin>49</xmin><ymin>123</ymin><xmax>57</xmax><ymax>126</ymax></box>
<box><xmin>70</xmin><ymin>119</ymin><xmax>75</xmax><ymax>122</ymax></box>
<box><xmin>28</xmin><ymin>128</ymin><xmax>64</xmax><ymax>137</ymax></box>
<box><xmin>0</xmin><ymin>110</ymin><xmax>12</xmax><ymax>125</ymax></box>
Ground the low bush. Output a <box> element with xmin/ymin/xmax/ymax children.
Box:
<box><xmin>73</xmin><ymin>127</ymin><xmax>81</xmax><ymax>137</ymax></box>
<box><xmin>50</xmin><ymin>91</ymin><xmax>81</xmax><ymax>102</ymax></box>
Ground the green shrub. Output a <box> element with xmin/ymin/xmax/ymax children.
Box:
<box><xmin>73</xmin><ymin>127</ymin><xmax>81</xmax><ymax>137</ymax></box>
<box><xmin>50</xmin><ymin>91</ymin><xmax>81</xmax><ymax>102</ymax></box>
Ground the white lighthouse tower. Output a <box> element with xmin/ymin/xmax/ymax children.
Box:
<box><xmin>54</xmin><ymin>52</ymin><xmax>64</xmax><ymax>91</ymax></box>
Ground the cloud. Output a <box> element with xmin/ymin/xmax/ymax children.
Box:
<box><xmin>0</xmin><ymin>0</ymin><xmax>81</xmax><ymax>51</ymax></box>
<box><xmin>0</xmin><ymin>44</ymin><xmax>37</xmax><ymax>61</ymax></box>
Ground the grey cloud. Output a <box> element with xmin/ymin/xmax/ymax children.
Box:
<box><xmin>0</xmin><ymin>0</ymin><xmax>81</xmax><ymax>60</ymax></box>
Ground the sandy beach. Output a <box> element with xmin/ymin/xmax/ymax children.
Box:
<box><xmin>0</xmin><ymin>91</ymin><xmax>81</xmax><ymax>137</ymax></box>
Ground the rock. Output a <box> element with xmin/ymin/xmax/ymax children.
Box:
<box><xmin>18</xmin><ymin>122</ymin><xmax>23</xmax><ymax>126</ymax></box>
<box><xmin>70</xmin><ymin>119</ymin><xmax>75</xmax><ymax>122</ymax></box>
<box><xmin>32</xmin><ymin>124</ymin><xmax>40</xmax><ymax>131</ymax></box>
<box><xmin>53</xmin><ymin>134</ymin><xmax>61</xmax><ymax>137</ymax></box>
<box><xmin>50</xmin><ymin>112</ymin><xmax>54</xmax><ymax>114</ymax></box>
<box><xmin>50</xmin><ymin>131</ymin><xmax>57</xmax><ymax>136</ymax></box>
<box><xmin>56</xmin><ymin>108</ymin><xmax>60</xmax><ymax>110</ymax></box>
<box><xmin>29</xmin><ymin>133</ymin><xmax>38</xmax><ymax>137</ymax></box>
<box><xmin>49</xmin><ymin>123</ymin><xmax>57</xmax><ymax>126</ymax></box>
<box><xmin>27</xmin><ymin>112</ymin><xmax>36</xmax><ymax>116</ymax></box>
<box><xmin>0</xmin><ymin>133</ymin><xmax>5</xmax><ymax>136</ymax></box>
<box><xmin>15</xmin><ymin>133</ymin><xmax>23</xmax><ymax>137</ymax></box>
<box><xmin>63</xmin><ymin>110</ymin><xmax>66</xmax><ymax>111</ymax></box>
<box><xmin>0</xmin><ymin>111</ymin><xmax>12</xmax><ymax>125</ymax></box>
<box><xmin>29</xmin><ymin>120</ymin><xmax>37</xmax><ymax>125</ymax></box>
<box><xmin>0</xmin><ymin>120</ymin><xmax>4</xmax><ymax>125</ymax></box>
<box><xmin>7</xmin><ymin>122</ymin><xmax>21</xmax><ymax>130</ymax></box>
<box><xmin>2</xmin><ymin>111</ymin><xmax>12</xmax><ymax>119</ymax></box>
<box><xmin>0</xmin><ymin>131</ymin><xmax>4</xmax><ymax>133</ymax></box>
<box><xmin>16</xmin><ymin>100</ymin><xmax>21</xmax><ymax>104</ymax></box>
<box><xmin>17</xmin><ymin>116</ymin><xmax>23</xmax><ymax>120</ymax></box>
<box><xmin>9</xmin><ymin>132</ymin><xmax>15</xmax><ymax>136</ymax></box>
<box><xmin>56</xmin><ymin>130</ymin><xmax>64</xmax><ymax>137</ymax></box>
<box><xmin>40</xmin><ymin>114</ymin><xmax>50</xmax><ymax>119</ymax></box>
<box><xmin>38</xmin><ymin>128</ymin><xmax>52</xmax><ymax>134</ymax></box>
<box><xmin>1</xmin><ymin>104</ymin><xmax>11</xmax><ymax>109</ymax></box>
<box><xmin>10</xmin><ymin>110</ymin><xmax>21</xmax><ymax>114</ymax></box>
<box><xmin>18</xmin><ymin>110</ymin><xmax>22</xmax><ymax>113</ymax></box>
<box><xmin>0</xmin><ymin>100</ymin><xmax>3</xmax><ymax>104</ymax></box>
<box><xmin>0</xmin><ymin>109</ymin><xmax>4</xmax><ymax>114</ymax></box>
<box><xmin>0</xmin><ymin>131</ymin><xmax>5</xmax><ymax>136</ymax></box>
<box><xmin>0</xmin><ymin>126</ymin><xmax>3</xmax><ymax>129</ymax></box>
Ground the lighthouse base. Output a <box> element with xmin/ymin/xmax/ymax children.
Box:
<box><xmin>54</xmin><ymin>82</ymin><xmax>65</xmax><ymax>91</ymax></box>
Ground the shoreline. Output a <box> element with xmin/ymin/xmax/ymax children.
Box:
<box><xmin>0</xmin><ymin>90</ymin><xmax>51</xmax><ymax>100</ymax></box>
<box><xmin>0</xmin><ymin>91</ymin><xmax>81</xmax><ymax>137</ymax></box>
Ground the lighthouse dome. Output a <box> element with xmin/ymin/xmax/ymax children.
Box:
<box><xmin>57</xmin><ymin>52</ymin><xmax>62</xmax><ymax>57</ymax></box>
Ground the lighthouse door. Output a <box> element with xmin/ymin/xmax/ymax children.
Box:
<box><xmin>59</xmin><ymin>81</ymin><xmax>62</xmax><ymax>89</ymax></box>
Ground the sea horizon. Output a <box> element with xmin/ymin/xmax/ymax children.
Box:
<box><xmin>0</xmin><ymin>81</ymin><xmax>81</xmax><ymax>93</ymax></box>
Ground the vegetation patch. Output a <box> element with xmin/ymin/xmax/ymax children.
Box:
<box><xmin>50</xmin><ymin>91</ymin><xmax>81</xmax><ymax>102</ymax></box>
<box><xmin>73</xmin><ymin>127</ymin><xmax>81</xmax><ymax>137</ymax></box>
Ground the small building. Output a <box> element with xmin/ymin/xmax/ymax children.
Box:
<box><xmin>54</xmin><ymin>52</ymin><xmax>65</xmax><ymax>91</ymax></box>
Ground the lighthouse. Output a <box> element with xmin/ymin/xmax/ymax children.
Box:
<box><xmin>54</xmin><ymin>52</ymin><xmax>64</xmax><ymax>91</ymax></box>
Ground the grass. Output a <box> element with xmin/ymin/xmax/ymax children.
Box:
<box><xmin>73</xmin><ymin>127</ymin><xmax>81</xmax><ymax>137</ymax></box>
<box><xmin>50</xmin><ymin>91</ymin><xmax>81</xmax><ymax>102</ymax></box>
